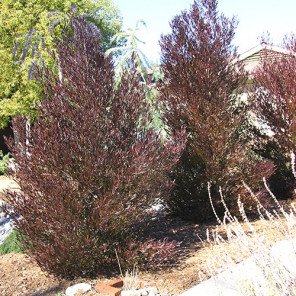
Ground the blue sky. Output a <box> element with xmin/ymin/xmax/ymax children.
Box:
<box><xmin>113</xmin><ymin>0</ymin><xmax>296</xmax><ymax>62</ymax></box>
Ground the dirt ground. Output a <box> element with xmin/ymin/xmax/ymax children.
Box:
<box><xmin>0</xmin><ymin>210</ymin><xmax>210</xmax><ymax>296</ymax></box>
<box><xmin>0</xmin><ymin>175</ymin><xmax>295</xmax><ymax>296</ymax></box>
<box><xmin>0</xmin><ymin>253</ymin><xmax>65</xmax><ymax>296</ymax></box>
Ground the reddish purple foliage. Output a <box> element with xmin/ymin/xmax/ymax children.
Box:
<box><xmin>118</xmin><ymin>238</ymin><xmax>179</xmax><ymax>270</ymax></box>
<box><xmin>252</xmin><ymin>36</ymin><xmax>296</xmax><ymax>198</ymax></box>
<box><xmin>254</xmin><ymin>37</ymin><xmax>296</xmax><ymax>153</ymax></box>
<box><xmin>6</xmin><ymin>18</ymin><xmax>185</xmax><ymax>278</ymax></box>
<box><xmin>159</xmin><ymin>0</ymin><xmax>274</xmax><ymax>221</ymax></box>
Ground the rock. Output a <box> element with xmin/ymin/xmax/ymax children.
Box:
<box><xmin>95</xmin><ymin>278</ymin><xmax>122</xmax><ymax>295</ymax></box>
<box><xmin>179</xmin><ymin>239</ymin><xmax>296</xmax><ymax>296</ymax></box>
<box><xmin>146</xmin><ymin>287</ymin><xmax>158</xmax><ymax>296</ymax></box>
<box><xmin>65</xmin><ymin>283</ymin><xmax>92</xmax><ymax>296</ymax></box>
<box><xmin>121</xmin><ymin>290</ymin><xmax>140</xmax><ymax>296</ymax></box>
<box><xmin>137</xmin><ymin>288</ymin><xmax>148</xmax><ymax>296</ymax></box>
<box><xmin>121</xmin><ymin>287</ymin><xmax>159</xmax><ymax>296</ymax></box>
<box><xmin>0</xmin><ymin>217</ymin><xmax>13</xmax><ymax>244</ymax></box>
<box><xmin>121</xmin><ymin>290</ymin><xmax>132</xmax><ymax>296</ymax></box>
<box><xmin>0</xmin><ymin>200</ymin><xmax>13</xmax><ymax>244</ymax></box>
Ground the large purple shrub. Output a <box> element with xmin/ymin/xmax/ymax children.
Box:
<box><xmin>159</xmin><ymin>0</ymin><xmax>274</xmax><ymax>222</ymax></box>
<box><xmin>6</xmin><ymin>18</ymin><xmax>185</xmax><ymax>278</ymax></box>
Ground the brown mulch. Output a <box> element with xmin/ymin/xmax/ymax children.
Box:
<box><xmin>0</xmin><ymin>253</ymin><xmax>66</xmax><ymax>296</ymax></box>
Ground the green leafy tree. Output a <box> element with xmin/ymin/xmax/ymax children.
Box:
<box><xmin>0</xmin><ymin>0</ymin><xmax>122</xmax><ymax>128</ymax></box>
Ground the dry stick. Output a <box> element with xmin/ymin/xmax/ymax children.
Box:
<box><xmin>219</xmin><ymin>186</ymin><xmax>233</xmax><ymax>223</ymax></box>
<box><xmin>263</xmin><ymin>177</ymin><xmax>289</xmax><ymax>221</ymax></box>
<box><xmin>115</xmin><ymin>248</ymin><xmax>124</xmax><ymax>279</ymax></box>
<box><xmin>291</xmin><ymin>151</ymin><xmax>296</xmax><ymax>179</ymax></box>
<box><xmin>208</xmin><ymin>182</ymin><xmax>222</xmax><ymax>224</ymax></box>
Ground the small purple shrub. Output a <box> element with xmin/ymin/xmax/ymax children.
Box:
<box><xmin>253</xmin><ymin>36</ymin><xmax>296</xmax><ymax>198</ymax></box>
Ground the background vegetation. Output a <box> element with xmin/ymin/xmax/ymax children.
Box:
<box><xmin>0</xmin><ymin>0</ymin><xmax>122</xmax><ymax>128</ymax></box>
<box><xmin>0</xmin><ymin>230</ymin><xmax>23</xmax><ymax>254</ymax></box>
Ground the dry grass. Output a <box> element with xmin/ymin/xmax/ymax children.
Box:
<box><xmin>197</xmin><ymin>179</ymin><xmax>296</xmax><ymax>295</ymax></box>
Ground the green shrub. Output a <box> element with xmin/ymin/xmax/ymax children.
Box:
<box><xmin>0</xmin><ymin>150</ymin><xmax>11</xmax><ymax>175</ymax></box>
<box><xmin>0</xmin><ymin>230</ymin><xmax>23</xmax><ymax>254</ymax></box>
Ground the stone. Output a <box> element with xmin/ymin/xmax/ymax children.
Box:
<box><xmin>108</xmin><ymin>279</ymin><xmax>123</xmax><ymax>288</ymax></box>
<box><xmin>65</xmin><ymin>283</ymin><xmax>91</xmax><ymax>296</ymax></box>
<box><xmin>137</xmin><ymin>288</ymin><xmax>148</xmax><ymax>296</ymax></box>
<box><xmin>0</xmin><ymin>217</ymin><xmax>13</xmax><ymax>244</ymax></box>
<box><xmin>118</xmin><ymin>285</ymin><xmax>158</xmax><ymax>296</ymax></box>
<box><xmin>146</xmin><ymin>287</ymin><xmax>158</xmax><ymax>296</ymax></box>
<box><xmin>121</xmin><ymin>290</ymin><xmax>138</xmax><ymax>296</ymax></box>
<box><xmin>179</xmin><ymin>239</ymin><xmax>296</xmax><ymax>296</ymax></box>
<box><xmin>95</xmin><ymin>283</ymin><xmax>121</xmax><ymax>296</ymax></box>
<box><xmin>94</xmin><ymin>278</ymin><xmax>123</xmax><ymax>296</ymax></box>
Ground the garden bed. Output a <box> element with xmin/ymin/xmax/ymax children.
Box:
<box><xmin>0</xmin><ymin>206</ymin><xmax>293</xmax><ymax>296</ymax></box>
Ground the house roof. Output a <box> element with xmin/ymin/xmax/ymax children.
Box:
<box><xmin>236</xmin><ymin>44</ymin><xmax>295</xmax><ymax>74</ymax></box>
<box><xmin>238</xmin><ymin>44</ymin><xmax>292</xmax><ymax>62</ymax></box>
